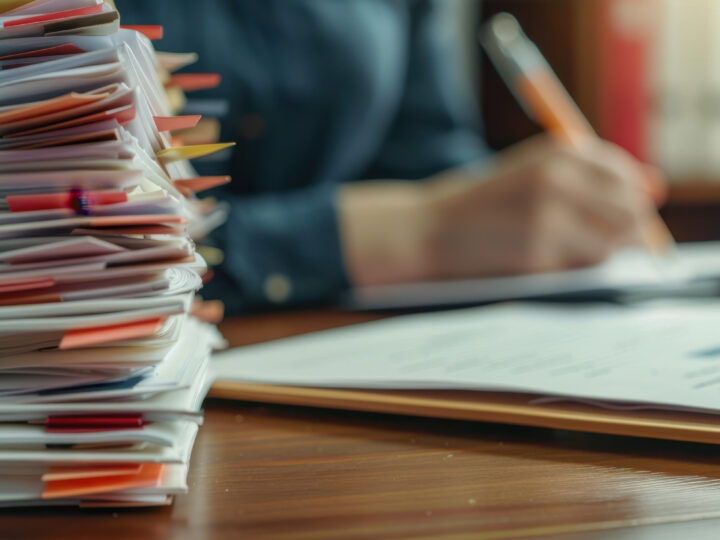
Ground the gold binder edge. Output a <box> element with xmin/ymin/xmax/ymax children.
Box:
<box><xmin>208</xmin><ymin>381</ymin><xmax>720</xmax><ymax>445</ymax></box>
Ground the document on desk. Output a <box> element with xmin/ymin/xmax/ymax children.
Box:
<box><xmin>0</xmin><ymin>0</ymin><xmax>233</xmax><ymax>508</ymax></box>
<box><xmin>346</xmin><ymin>242</ymin><xmax>720</xmax><ymax>309</ymax></box>
<box><xmin>213</xmin><ymin>300</ymin><xmax>720</xmax><ymax>414</ymax></box>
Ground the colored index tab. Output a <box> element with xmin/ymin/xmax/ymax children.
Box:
<box><xmin>0</xmin><ymin>43</ymin><xmax>85</xmax><ymax>60</ymax></box>
<box><xmin>3</xmin><ymin>4</ymin><xmax>104</xmax><ymax>27</ymax></box>
<box><xmin>7</xmin><ymin>103</ymin><xmax>136</xmax><ymax>137</ymax></box>
<box><xmin>59</xmin><ymin>317</ymin><xmax>166</xmax><ymax>349</ymax></box>
<box><xmin>153</xmin><ymin>115</ymin><xmax>201</xmax><ymax>132</ymax></box>
<box><xmin>0</xmin><ymin>278</ymin><xmax>55</xmax><ymax>294</ymax></box>
<box><xmin>120</xmin><ymin>24</ymin><xmax>163</xmax><ymax>40</ymax></box>
<box><xmin>43</xmin><ymin>463</ymin><xmax>164</xmax><ymax>499</ymax></box>
<box><xmin>156</xmin><ymin>142</ymin><xmax>235</xmax><ymax>163</ymax></box>
<box><xmin>46</xmin><ymin>414</ymin><xmax>144</xmax><ymax>429</ymax></box>
<box><xmin>167</xmin><ymin>73</ymin><xmax>221</xmax><ymax>92</ymax></box>
<box><xmin>43</xmin><ymin>464</ymin><xmax>143</xmax><ymax>482</ymax></box>
<box><xmin>0</xmin><ymin>92</ymin><xmax>106</xmax><ymax>124</ymax></box>
<box><xmin>7</xmin><ymin>191</ymin><xmax>128</xmax><ymax>212</ymax></box>
<box><xmin>174</xmin><ymin>176</ymin><xmax>230</xmax><ymax>192</ymax></box>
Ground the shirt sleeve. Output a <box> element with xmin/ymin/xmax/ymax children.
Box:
<box><xmin>201</xmin><ymin>182</ymin><xmax>349</xmax><ymax>314</ymax></box>
<box><xmin>365</xmin><ymin>0</ymin><xmax>491</xmax><ymax>180</ymax></box>
<box><xmin>203</xmin><ymin>1</ymin><xmax>492</xmax><ymax>314</ymax></box>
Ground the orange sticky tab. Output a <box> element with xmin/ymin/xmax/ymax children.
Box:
<box><xmin>167</xmin><ymin>73</ymin><xmax>221</xmax><ymax>92</ymax></box>
<box><xmin>43</xmin><ymin>464</ymin><xmax>143</xmax><ymax>482</ymax></box>
<box><xmin>120</xmin><ymin>24</ymin><xmax>164</xmax><ymax>40</ymax></box>
<box><xmin>60</xmin><ymin>317</ymin><xmax>166</xmax><ymax>349</ymax></box>
<box><xmin>157</xmin><ymin>142</ymin><xmax>235</xmax><ymax>163</ymax></box>
<box><xmin>174</xmin><ymin>176</ymin><xmax>230</xmax><ymax>192</ymax></box>
<box><xmin>0</xmin><ymin>92</ymin><xmax>106</xmax><ymax>124</ymax></box>
<box><xmin>153</xmin><ymin>115</ymin><xmax>201</xmax><ymax>132</ymax></box>
<box><xmin>43</xmin><ymin>464</ymin><xmax>164</xmax><ymax>499</ymax></box>
<box><xmin>8</xmin><ymin>103</ymin><xmax>136</xmax><ymax>138</ymax></box>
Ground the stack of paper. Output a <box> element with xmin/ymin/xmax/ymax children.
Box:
<box><xmin>0</xmin><ymin>0</ymin><xmax>229</xmax><ymax>507</ymax></box>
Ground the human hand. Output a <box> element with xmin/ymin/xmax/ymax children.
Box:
<box><xmin>338</xmin><ymin>135</ymin><xmax>666</xmax><ymax>286</ymax></box>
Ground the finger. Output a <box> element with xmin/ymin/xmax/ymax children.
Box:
<box><xmin>640</xmin><ymin>164</ymin><xmax>668</xmax><ymax>206</ymax></box>
<box><xmin>543</xmin><ymin>200</ymin><xmax>616</xmax><ymax>269</ymax></box>
<box><xmin>538</xmin><ymin>155</ymin><xmax>648</xmax><ymax>244</ymax></box>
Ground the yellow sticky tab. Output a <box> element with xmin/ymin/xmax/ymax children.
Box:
<box><xmin>156</xmin><ymin>142</ymin><xmax>235</xmax><ymax>163</ymax></box>
<box><xmin>197</xmin><ymin>245</ymin><xmax>224</xmax><ymax>266</ymax></box>
<box><xmin>0</xmin><ymin>0</ymin><xmax>34</xmax><ymax>14</ymax></box>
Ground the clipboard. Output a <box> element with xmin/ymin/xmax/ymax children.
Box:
<box><xmin>208</xmin><ymin>382</ymin><xmax>720</xmax><ymax>446</ymax></box>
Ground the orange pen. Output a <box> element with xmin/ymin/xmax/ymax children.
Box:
<box><xmin>481</xmin><ymin>13</ymin><xmax>674</xmax><ymax>251</ymax></box>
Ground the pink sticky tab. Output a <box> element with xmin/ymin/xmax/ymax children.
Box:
<box><xmin>153</xmin><ymin>115</ymin><xmax>201</xmax><ymax>132</ymax></box>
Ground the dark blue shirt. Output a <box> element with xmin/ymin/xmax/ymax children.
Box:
<box><xmin>118</xmin><ymin>0</ymin><xmax>490</xmax><ymax>313</ymax></box>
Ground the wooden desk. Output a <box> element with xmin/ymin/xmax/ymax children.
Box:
<box><xmin>5</xmin><ymin>310</ymin><xmax>720</xmax><ymax>539</ymax></box>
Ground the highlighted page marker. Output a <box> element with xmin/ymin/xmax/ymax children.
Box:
<box><xmin>60</xmin><ymin>317</ymin><xmax>166</xmax><ymax>350</ymax></box>
<box><xmin>167</xmin><ymin>73</ymin><xmax>221</xmax><ymax>92</ymax></box>
<box><xmin>153</xmin><ymin>115</ymin><xmax>201</xmax><ymax>132</ymax></box>
<box><xmin>156</xmin><ymin>142</ymin><xmax>235</xmax><ymax>163</ymax></box>
<box><xmin>120</xmin><ymin>24</ymin><xmax>163</xmax><ymax>40</ymax></box>
<box><xmin>174</xmin><ymin>176</ymin><xmax>230</xmax><ymax>192</ymax></box>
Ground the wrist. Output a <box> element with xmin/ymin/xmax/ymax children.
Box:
<box><xmin>337</xmin><ymin>181</ymin><xmax>434</xmax><ymax>286</ymax></box>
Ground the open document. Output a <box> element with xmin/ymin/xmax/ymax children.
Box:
<box><xmin>213</xmin><ymin>300</ymin><xmax>720</xmax><ymax>414</ymax></box>
<box><xmin>346</xmin><ymin>242</ymin><xmax>720</xmax><ymax>309</ymax></box>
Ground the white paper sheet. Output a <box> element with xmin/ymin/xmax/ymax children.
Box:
<box><xmin>213</xmin><ymin>300</ymin><xmax>720</xmax><ymax>413</ymax></box>
<box><xmin>347</xmin><ymin>243</ymin><xmax>720</xmax><ymax>309</ymax></box>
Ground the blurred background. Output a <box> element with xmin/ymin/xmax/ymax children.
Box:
<box><xmin>122</xmin><ymin>0</ymin><xmax>720</xmax><ymax>245</ymax></box>
<box><xmin>475</xmin><ymin>0</ymin><xmax>720</xmax><ymax>242</ymax></box>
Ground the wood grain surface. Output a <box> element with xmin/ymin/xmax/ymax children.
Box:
<box><xmin>4</xmin><ymin>310</ymin><xmax>720</xmax><ymax>539</ymax></box>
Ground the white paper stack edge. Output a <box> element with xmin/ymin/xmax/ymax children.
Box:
<box><xmin>0</xmin><ymin>0</ymin><xmax>230</xmax><ymax>507</ymax></box>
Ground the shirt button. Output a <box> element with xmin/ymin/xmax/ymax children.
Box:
<box><xmin>263</xmin><ymin>273</ymin><xmax>292</xmax><ymax>304</ymax></box>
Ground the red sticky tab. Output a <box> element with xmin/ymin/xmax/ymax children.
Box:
<box><xmin>153</xmin><ymin>115</ymin><xmax>201</xmax><ymax>132</ymax></box>
<box><xmin>0</xmin><ymin>278</ymin><xmax>55</xmax><ymax>294</ymax></box>
<box><xmin>7</xmin><ymin>191</ymin><xmax>128</xmax><ymax>212</ymax></box>
<box><xmin>60</xmin><ymin>317</ymin><xmax>166</xmax><ymax>349</ymax></box>
<box><xmin>4</xmin><ymin>4</ymin><xmax>104</xmax><ymax>28</ymax></box>
<box><xmin>120</xmin><ymin>24</ymin><xmax>164</xmax><ymax>40</ymax></box>
<box><xmin>167</xmin><ymin>73</ymin><xmax>221</xmax><ymax>92</ymax></box>
<box><xmin>0</xmin><ymin>44</ymin><xmax>85</xmax><ymax>60</ymax></box>
<box><xmin>46</xmin><ymin>414</ymin><xmax>144</xmax><ymax>429</ymax></box>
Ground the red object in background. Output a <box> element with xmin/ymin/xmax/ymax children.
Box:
<box><xmin>595</xmin><ymin>0</ymin><xmax>654</xmax><ymax>161</ymax></box>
